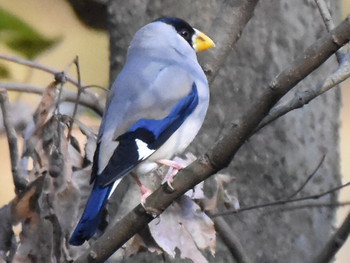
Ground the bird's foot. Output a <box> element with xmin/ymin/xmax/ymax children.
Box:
<box><xmin>138</xmin><ymin>185</ymin><xmax>161</xmax><ymax>217</ymax></box>
<box><xmin>157</xmin><ymin>159</ymin><xmax>185</xmax><ymax>170</ymax></box>
<box><xmin>162</xmin><ymin>167</ymin><xmax>180</xmax><ymax>191</ymax></box>
<box><xmin>131</xmin><ymin>172</ymin><xmax>153</xmax><ymax>206</ymax></box>
<box><xmin>140</xmin><ymin>185</ymin><xmax>152</xmax><ymax>206</ymax></box>
<box><xmin>157</xmin><ymin>157</ymin><xmax>193</xmax><ymax>190</ymax></box>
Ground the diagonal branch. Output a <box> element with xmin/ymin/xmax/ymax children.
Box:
<box><xmin>287</xmin><ymin>154</ymin><xmax>325</xmax><ymax>200</ymax></box>
<box><xmin>208</xmin><ymin>210</ymin><xmax>252</xmax><ymax>263</ymax></box>
<box><xmin>312</xmin><ymin>211</ymin><xmax>350</xmax><ymax>263</ymax></box>
<box><xmin>0</xmin><ymin>89</ymin><xmax>27</xmax><ymax>193</ymax></box>
<box><xmin>256</xmin><ymin>54</ymin><xmax>350</xmax><ymax>131</ymax></box>
<box><xmin>201</xmin><ymin>0</ymin><xmax>260</xmax><ymax>84</ymax></box>
<box><xmin>314</xmin><ymin>0</ymin><xmax>344</xmax><ymax>63</ymax></box>
<box><xmin>74</xmin><ymin>15</ymin><xmax>350</xmax><ymax>263</ymax></box>
<box><xmin>257</xmin><ymin>0</ymin><xmax>350</xmax><ymax>133</ymax></box>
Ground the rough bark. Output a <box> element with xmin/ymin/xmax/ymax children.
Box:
<box><xmin>106</xmin><ymin>0</ymin><xmax>341</xmax><ymax>263</ymax></box>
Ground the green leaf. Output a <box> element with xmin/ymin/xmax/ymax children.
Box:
<box><xmin>0</xmin><ymin>6</ymin><xmax>59</xmax><ymax>59</ymax></box>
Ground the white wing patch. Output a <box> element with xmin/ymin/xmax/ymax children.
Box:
<box><xmin>108</xmin><ymin>178</ymin><xmax>122</xmax><ymax>199</ymax></box>
<box><xmin>135</xmin><ymin>139</ymin><xmax>155</xmax><ymax>160</ymax></box>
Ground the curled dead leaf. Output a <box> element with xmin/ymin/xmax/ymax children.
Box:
<box><xmin>148</xmin><ymin>195</ymin><xmax>216</xmax><ymax>263</ymax></box>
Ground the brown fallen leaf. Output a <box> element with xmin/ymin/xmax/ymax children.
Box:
<box><xmin>204</xmin><ymin>173</ymin><xmax>239</xmax><ymax>212</ymax></box>
<box><xmin>148</xmin><ymin>195</ymin><xmax>216</xmax><ymax>263</ymax></box>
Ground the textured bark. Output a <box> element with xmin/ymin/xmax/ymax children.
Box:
<box><xmin>104</xmin><ymin>0</ymin><xmax>341</xmax><ymax>262</ymax></box>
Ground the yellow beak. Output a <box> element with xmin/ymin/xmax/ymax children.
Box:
<box><xmin>192</xmin><ymin>28</ymin><xmax>215</xmax><ymax>52</ymax></box>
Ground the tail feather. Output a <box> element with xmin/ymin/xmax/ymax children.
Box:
<box><xmin>69</xmin><ymin>182</ymin><xmax>112</xmax><ymax>246</ymax></box>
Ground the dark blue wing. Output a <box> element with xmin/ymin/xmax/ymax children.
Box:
<box><xmin>97</xmin><ymin>82</ymin><xmax>199</xmax><ymax>186</ymax></box>
<box><xmin>69</xmin><ymin>180</ymin><xmax>113</xmax><ymax>245</ymax></box>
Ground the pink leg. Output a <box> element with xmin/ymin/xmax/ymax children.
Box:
<box><xmin>157</xmin><ymin>159</ymin><xmax>185</xmax><ymax>170</ymax></box>
<box><xmin>131</xmin><ymin>173</ymin><xmax>152</xmax><ymax>206</ymax></box>
<box><xmin>157</xmin><ymin>159</ymin><xmax>186</xmax><ymax>190</ymax></box>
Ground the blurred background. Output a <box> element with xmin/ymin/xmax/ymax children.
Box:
<box><xmin>0</xmin><ymin>0</ymin><xmax>349</xmax><ymax>262</ymax></box>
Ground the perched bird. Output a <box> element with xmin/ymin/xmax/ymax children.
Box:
<box><xmin>69</xmin><ymin>17</ymin><xmax>215</xmax><ymax>246</ymax></box>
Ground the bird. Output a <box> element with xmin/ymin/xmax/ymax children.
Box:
<box><xmin>69</xmin><ymin>17</ymin><xmax>215</xmax><ymax>246</ymax></box>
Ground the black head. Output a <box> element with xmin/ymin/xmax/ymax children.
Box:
<box><xmin>153</xmin><ymin>17</ymin><xmax>195</xmax><ymax>47</ymax></box>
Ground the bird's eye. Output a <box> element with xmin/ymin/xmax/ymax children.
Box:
<box><xmin>179</xmin><ymin>29</ymin><xmax>190</xmax><ymax>40</ymax></box>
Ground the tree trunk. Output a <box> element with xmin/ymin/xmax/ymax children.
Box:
<box><xmin>106</xmin><ymin>0</ymin><xmax>341</xmax><ymax>262</ymax></box>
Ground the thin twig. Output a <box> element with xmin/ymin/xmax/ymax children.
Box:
<box><xmin>314</xmin><ymin>0</ymin><xmax>343</xmax><ymax>62</ymax></box>
<box><xmin>67</xmin><ymin>57</ymin><xmax>82</xmax><ymax>141</ymax></box>
<box><xmin>270</xmin><ymin>201</ymin><xmax>350</xmax><ymax>213</ymax></box>
<box><xmin>0</xmin><ymin>89</ymin><xmax>27</xmax><ymax>193</ymax></box>
<box><xmin>256</xmin><ymin>0</ymin><xmax>350</xmax><ymax>132</ymax></box>
<box><xmin>0</xmin><ymin>54</ymin><xmax>106</xmax><ymax>115</ymax></box>
<box><xmin>315</xmin><ymin>0</ymin><xmax>335</xmax><ymax>30</ymax></box>
<box><xmin>312</xmin><ymin>211</ymin><xmax>350</xmax><ymax>263</ymax></box>
<box><xmin>206</xmin><ymin>210</ymin><xmax>251</xmax><ymax>263</ymax></box>
<box><xmin>0</xmin><ymin>54</ymin><xmax>80</xmax><ymax>87</ymax></box>
<box><xmin>212</xmin><ymin>182</ymin><xmax>350</xmax><ymax>217</ymax></box>
<box><xmin>82</xmin><ymin>85</ymin><xmax>109</xmax><ymax>92</ymax></box>
<box><xmin>201</xmin><ymin>0</ymin><xmax>260</xmax><ymax>84</ymax></box>
<box><xmin>0</xmin><ymin>83</ymin><xmax>104</xmax><ymax>115</ymax></box>
<box><xmin>287</xmin><ymin>154</ymin><xmax>326</xmax><ymax>199</ymax></box>
<box><xmin>256</xmin><ymin>54</ymin><xmax>350</xmax><ymax>131</ymax></box>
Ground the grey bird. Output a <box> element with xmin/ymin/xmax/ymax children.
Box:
<box><xmin>69</xmin><ymin>17</ymin><xmax>215</xmax><ymax>246</ymax></box>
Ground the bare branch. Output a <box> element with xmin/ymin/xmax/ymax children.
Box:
<box><xmin>0</xmin><ymin>54</ymin><xmax>80</xmax><ymax>87</ymax></box>
<box><xmin>0</xmin><ymin>83</ymin><xmax>104</xmax><ymax>115</ymax></box>
<box><xmin>270</xmin><ymin>201</ymin><xmax>350</xmax><ymax>212</ymax></box>
<box><xmin>82</xmin><ymin>84</ymin><xmax>109</xmax><ymax>92</ymax></box>
<box><xmin>315</xmin><ymin>0</ymin><xmax>335</xmax><ymax>31</ymax></box>
<box><xmin>287</xmin><ymin>154</ymin><xmax>325</xmax><ymax>199</ymax></box>
<box><xmin>67</xmin><ymin>57</ymin><xmax>82</xmax><ymax>141</ymax></box>
<box><xmin>256</xmin><ymin>55</ymin><xmax>350</xmax><ymax>131</ymax></box>
<box><xmin>212</xmin><ymin>182</ymin><xmax>350</xmax><ymax>217</ymax></box>
<box><xmin>312</xmin><ymin>211</ymin><xmax>350</xmax><ymax>263</ymax></box>
<box><xmin>201</xmin><ymin>0</ymin><xmax>260</xmax><ymax>83</ymax></box>
<box><xmin>207</xmin><ymin>210</ymin><xmax>252</xmax><ymax>263</ymax></box>
<box><xmin>257</xmin><ymin>1</ymin><xmax>349</xmax><ymax>132</ymax></box>
<box><xmin>0</xmin><ymin>55</ymin><xmax>105</xmax><ymax>114</ymax></box>
<box><xmin>74</xmin><ymin>15</ymin><xmax>350</xmax><ymax>263</ymax></box>
<box><xmin>0</xmin><ymin>89</ymin><xmax>27</xmax><ymax>193</ymax></box>
<box><xmin>314</xmin><ymin>0</ymin><xmax>344</xmax><ymax>63</ymax></box>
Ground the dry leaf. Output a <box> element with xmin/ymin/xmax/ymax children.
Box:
<box><xmin>32</xmin><ymin>81</ymin><xmax>58</xmax><ymax>134</ymax></box>
<box><xmin>204</xmin><ymin>173</ymin><xmax>239</xmax><ymax>211</ymax></box>
<box><xmin>149</xmin><ymin>195</ymin><xmax>216</xmax><ymax>263</ymax></box>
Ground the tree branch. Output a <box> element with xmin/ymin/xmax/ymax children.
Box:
<box><xmin>256</xmin><ymin>0</ymin><xmax>350</xmax><ymax>132</ymax></box>
<box><xmin>287</xmin><ymin>154</ymin><xmax>325</xmax><ymax>199</ymax></box>
<box><xmin>201</xmin><ymin>0</ymin><xmax>260</xmax><ymax>84</ymax></box>
<box><xmin>67</xmin><ymin>57</ymin><xmax>83</xmax><ymax>141</ymax></box>
<box><xmin>270</xmin><ymin>201</ymin><xmax>350</xmax><ymax>212</ymax></box>
<box><xmin>256</xmin><ymin>53</ymin><xmax>350</xmax><ymax>131</ymax></box>
<box><xmin>0</xmin><ymin>54</ymin><xmax>80</xmax><ymax>87</ymax></box>
<box><xmin>0</xmin><ymin>83</ymin><xmax>104</xmax><ymax>116</ymax></box>
<box><xmin>212</xmin><ymin>182</ymin><xmax>350</xmax><ymax>217</ymax></box>
<box><xmin>314</xmin><ymin>0</ymin><xmax>344</xmax><ymax>62</ymax></box>
<box><xmin>312</xmin><ymin>211</ymin><xmax>350</xmax><ymax>263</ymax></box>
<box><xmin>208</xmin><ymin>211</ymin><xmax>252</xmax><ymax>263</ymax></box>
<box><xmin>74</xmin><ymin>15</ymin><xmax>350</xmax><ymax>263</ymax></box>
<box><xmin>0</xmin><ymin>89</ymin><xmax>27</xmax><ymax>193</ymax></box>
